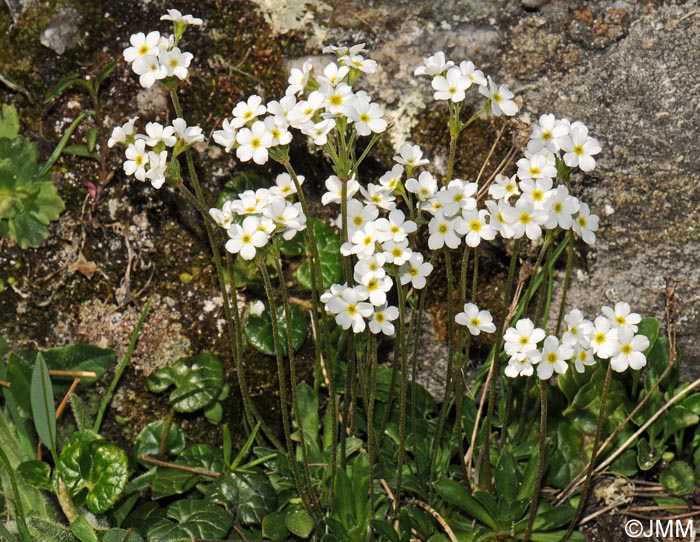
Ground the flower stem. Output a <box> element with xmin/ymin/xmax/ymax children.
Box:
<box><xmin>524</xmin><ymin>379</ymin><xmax>548</xmax><ymax>542</ymax></box>
<box><xmin>563</xmin><ymin>362</ymin><xmax>614</xmax><ymax>541</ymax></box>
<box><xmin>555</xmin><ymin>234</ymin><xmax>574</xmax><ymax>336</ymax></box>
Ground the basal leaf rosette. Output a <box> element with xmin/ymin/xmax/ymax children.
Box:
<box><xmin>0</xmin><ymin>136</ymin><xmax>65</xmax><ymax>248</ymax></box>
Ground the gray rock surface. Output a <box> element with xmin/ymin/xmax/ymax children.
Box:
<box><xmin>40</xmin><ymin>7</ymin><xmax>81</xmax><ymax>55</ymax></box>
<box><xmin>260</xmin><ymin>0</ymin><xmax>700</xmax><ymax>371</ymax></box>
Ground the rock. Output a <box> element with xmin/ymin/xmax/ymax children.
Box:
<box><xmin>39</xmin><ymin>7</ymin><xmax>81</xmax><ymax>56</ymax></box>
<box><xmin>136</xmin><ymin>85</ymin><xmax>169</xmax><ymax>118</ymax></box>
<box><xmin>522</xmin><ymin>0</ymin><xmax>549</xmax><ymax>9</ymax></box>
<box><xmin>4</xmin><ymin>0</ymin><xmax>38</xmax><ymax>19</ymax></box>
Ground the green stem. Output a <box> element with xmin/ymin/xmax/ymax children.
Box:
<box><xmin>94</xmin><ymin>299</ymin><xmax>151</xmax><ymax>433</ymax></box>
<box><xmin>563</xmin><ymin>362</ymin><xmax>614</xmax><ymax>541</ymax></box>
<box><xmin>258</xmin><ymin>259</ymin><xmax>313</xmax><ymax>515</ymax></box>
<box><xmin>524</xmin><ymin>380</ymin><xmax>548</xmax><ymax>542</ymax></box>
<box><xmin>273</xmin><ymin>248</ymin><xmax>319</xmax><ymax>517</ymax></box>
<box><xmin>158</xmin><ymin>408</ymin><xmax>175</xmax><ymax>459</ymax></box>
<box><xmin>394</xmin><ymin>273</ymin><xmax>410</xmax><ymax>511</ymax></box>
<box><xmin>367</xmin><ymin>334</ymin><xmax>379</xmax><ymax>513</ymax></box>
<box><xmin>555</xmin><ymin>234</ymin><xmax>574</xmax><ymax>336</ymax></box>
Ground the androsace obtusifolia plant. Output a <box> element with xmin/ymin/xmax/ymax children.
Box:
<box><xmin>30</xmin><ymin>8</ymin><xmax>683</xmax><ymax>542</ymax></box>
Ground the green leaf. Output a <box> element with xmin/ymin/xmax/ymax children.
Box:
<box><xmin>295</xmin><ymin>218</ymin><xmax>343</xmax><ymax>290</ymax></box>
<box><xmin>70</xmin><ymin>394</ymin><xmax>93</xmax><ymax>431</ymax></box>
<box><xmin>147</xmin><ymin>499</ymin><xmax>232</xmax><ymax>541</ymax></box>
<box><xmin>494</xmin><ymin>447</ymin><xmax>517</xmax><ymax>503</ymax></box>
<box><xmin>433</xmin><ymin>478</ymin><xmax>497</xmax><ymax>529</ymax></box>
<box><xmin>637</xmin><ymin>438</ymin><xmax>665</xmax><ymax>471</ymax></box>
<box><xmin>70</xmin><ymin>516</ymin><xmax>99</xmax><ymax>542</ymax></box>
<box><xmin>0</xmin><ymin>136</ymin><xmax>64</xmax><ymax>248</ymax></box>
<box><xmin>96</xmin><ymin>61</ymin><xmax>118</xmax><ymax>88</ymax></box>
<box><xmin>262</xmin><ymin>512</ymin><xmax>289</xmax><ymax>540</ymax></box>
<box><xmin>178</xmin><ymin>444</ymin><xmax>223</xmax><ymax>474</ymax></box>
<box><xmin>150</xmin><ymin>468</ymin><xmax>200</xmax><ymax>500</ymax></box>
<box><xmin>370</xmin><ymin>519</ymin><xmax>399</xmax><ymax>542</ymax></box>
<box><xmin>147</xmin><ymin>353</ymin><xmax>224</xmax><ymax>413</ymax></box>
<box><xmin>206</xmin><ymin>471</ymin><xmax>277</xmax><ymax>525</ymax></box>
<box><xmin>56</xmin><ymin>430</ymin><xmax>130</xmax><ymax>514</ymax></box>
<box><xmin>660</xmin><ymin>461</ymin><xmax>695</xmax><ymax>495</ymax></box>
<box><xmin>101</xmin><ymin>528</ymin><xmax>144</xmax><ymax>542</ymax></box>
<box><xmin>31</xmin><ymin>352</ymin><xmax>57</xmax><ymax>455</ymax></box>
<box><xmin>62</xmin><ymin>143</ymin><xmax>99</xmax><ymax>160</ymax></box>
<box><xmin>215</xmin><ymin>173</ymin><xmax>270</xmax><ymax>208</ymax></box>
<box><xmin>610</xmin><ymin>448</ymin><xmax>638</xmax><ymax>477</ymax></box>
<box><xmin>243</xmin><ymin>304</ymin><xmax>307</xmax><ymax>357</ymax></box>
<box><xmin>637</xmin><ymin>317</ymin><xmax>659</xmax><ymax>353</ymax></box>
<box><xmin>0</xmin><ymin>104</ymin><xmax>20</xmax><ymax>139</ymax></box>
<box><xmin>45</xmin><ymin>75</ymin><xmax>87</xmax><ymax>103</ymax></box>
<box><xmin>133</xmin><ymin>420</ymin><xmax>186</xmax><ymax>461</ymax></box>
<box><xmin>286</xmin><ymin>509</ymin><xmax>314</xmax><ymax>538</ymax></box>
<box><xmin>43</xmin><ymin>344</ymin><xmax>117</xmax><ymax>390</ymax></box>
<box><xmin>17</xmin><ymin>460</ymin><xmax>52</xmax><ymax>490</ymax></box>
<box><xmin>204</xmin><ymin>401</ymin><xmax>223</xmax><ymax>424</ymax></box>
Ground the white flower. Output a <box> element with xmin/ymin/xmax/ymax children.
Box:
<box><xmin>479</xmin><ymin>77</ymin><xmax>519</xmax><ymax>117</ymax></box>
<box><xmin>231</xmin><ymin>95</ymin><xmax>267</xmax><ymax>128</ymax></box>
<box><xmin>458</xmin><ymin>209</ymin><xmax>496</xmax><ymax>247</ymax></box>
<box><xmin>436</xmin><ymin>179</ymin><xmax>477</xmax><ymax>217</ymax></box>
<box><xmin>300</xmin><ymin>118</ymin><xmax>334</xmax><ymax>146</ymax></box>
<box><xmin>374</xmin><ymin>209</ymin><xmax>417</xmax><ymax>243</ymax></box>
<box><xmin>321</xmin><ymin>82</ymin><xmax>353</xmax><ymax>115</ymax></box>
<box><xmin>334</xmin><ymin>287</ymin><xmax>373</xmax><ymax>333</ymax></box>
<box><xmin>339</xmin><ymin>54</ymin><xmax>377</xmax><ymax>74</ymax></box>
<box><xmin>108</xmin><ymin>117</ymin><xmax>138</xmax><ymax>148</ymax></box>
<box><xmin>323</xmin><ymin>43</ymin><xmax>367</xmax><ymax>56</ymax></box>
<box><xmin>161</xmin><ymin>9</ymin><xmax>203</xmax><ymax>25</ymax></box>
<box><xmin>263</xmin><ymin>199</ymin><xmax>305</xmax><ymax>240</ymax></box>
<box><xmin>317</xmin><ymin>62</ymin><xmax>349</xmax><ymax>87</ymax></box>
<box><xmin>344</xmin><ymin>222</ymin><xmax>380</xmax><ymax>259</ymax></box>
<box><xmin>288</xmin><ymin>91</ymin><xmax>324</xmax><ymax>127</ymax></box>
<box><xmin>132</xmin><ymin>54</ymin><xmax>167</xmax><ymax>88</ymax></box>
<box><xmin>225</xmin><ymin>216</ymin><xmax>271</xmax><ymax>260</ymax></box>
<box><xmin>414</xmin><ymin>51</ymin><xmax>454</xmax><ymax>76</ymax></box>
<box><xmin>505</xmin><ymin>354</ymin><xmax>538</xmax><ymax>378</ymax></box>
<box><xmin>516</xmin><ymin>152</ymin><xmax>557</xmax><ymax>181</ymax></box>
<box><xmin>610</xmin><ymin>327</ymin><xmax>649</xmax><ymax>372</ymax></box>
<box><xmin>172</xmin><ymin>118</ymin><xmax>204</xmax><ymax>145</ymax></box>
<box><xmin>381</xmin><ymin>239</ymin><xmax>412</xmax><ymax>265</ymax></box>
<box><xmin>346</xmin><ymin>96</ymin><xmax>387</xmax><ymax>136</ymax></box>
<box><xmin>601</xmin><ymin>301</ymin><xmax>641</xmax><ymax>332</ymax></box>
<box><xmin>210</xmin><ymin>202</ymin><xmax>235</xmax><ymax>230</ymax></box>
<box><xmin>455</xmin><ymin>303</ymin><xmax>496</xmax><ymax>336</ymax></box>
<box><xmin>518</xmin><ymin>177</ymin><xmax>553</xmax><ymax>208</ymax></box>
<box><xmin>488</xmin><ymin>173</ymin><xmax>520</xmax><ymax>201</ymax></box>
<box><xmin>159</xmin><ymin>47</ymin><xmax>193</xmax><ymax>80</ymax></box>
<box><xmin>459</xmin><ymin>60</ymin><xmax>486</xmax><ymax>87</ymax></box>
<box><xmin>543</xmin><ymin>185</ymin><xmax>580</xmax><ymax>230</ymax></box>
<box><xmin>527</xmin><ymin>114</ymin><xmax>570</xmax><ymax>154</ymax></box>
<box><xmin>393</xmin><ymin>143</ymin><xmax>429</xmax><ymax>168</ymax></box>
<box><xmin>145</xmin><ymin>122</ymin><xmax>177</xmax><ymax>147</ymax></box>
<box><xmin>267</xmin><ymin>95</ymin><xmax>297</xmax><ymax>126</ymax></box>
<box><xmin>573</xmin><ymin>345</ymin><xmax>596</xmax><ymax>373</ymax></box>
<box><xmin>124</xmin><ymin>139</ymin><xmax>149</xmax><ymax>181</ymax></box>
<box><xmin>212</xmin><ymin>119</ymin><xmax>237</xmax><ymax>152</ymax></box>
<box><xmin>249</xmin><ymin>300</ymin><xmax>265</xmax><ymax>316</ymax></box>
<box><xmin>369</xmin><ymin>305</ymin><xmax>399</xmax><ymax>336</ymax></box>
<box><xmin>561</xmin><ymin>309</ymin><xmax>593</xmax><ymax>349</ymax></box>
<box><xmin>342</xmin><ymin>198</ymin><xmax>378</xmax><ymax>235</ymax></box>
<box><xmin>354</xmin><ymin>253</ymin><xmax>387</xmax><ymax>283</ymax></box>
<box><xmin>322</xmin><ymin>175</ymin><xmax>360</xmax><ymax>205</ymax></box>
<box><xmin>360</xmin><ymin>183</ymin><xmax>396</xmax><ymax>211</ymax></box>
<box><xmin>378</xmin><ymin>165</ymin><xmax>404</xmax><ymax>192</ymax></box>
<box><xmin>230</xmin><ymin>189</ymin><xmax>272</xmax><ymax>215</ymax></box>
<box><xmin>264</xmin><ymin>116</ymin><xmax>293</xmax><ymax>146</ymax></box>
<box><xmin>504</xmin><ymin>318</ymin><xmax>545</xmax><ymax>358</ymax></box>
<box><xmin>271</xmin><ymin>172</ymin><xmax>303</xmax><ymax>199</ymax></box>
<box><xmin>428</xmin><ymin>211</ymin><xmax>464</xmax><ymax>250</ymax></box>
<box><xmin>145</xmin><ymin>150</ymin><xmax>168</xmax><ymax>188</ymax></box>
<box><xmin>321</xmin><ymin>283</ymin><xmax>348</xmax><ymax>314</ymax></box>
<box><xmin>560</xmin><ymin>121</ymin><xmax>601</xmax><ymax>172</ymax></box>
<box><xmin>502</xmin><ymin>198</ymin><xmax>547</xmax><ymax>240</ymax></box>
<box><xmin>287</xmin><ymin>59</ymin><xmax>313</xmax><ymax>95</ymax></box>
<box><xmin>123</xmin><ymin>31</ymin><xmax>161</xmax><ymax>63</ymax></box>
<box><xmin>399</xmin><ymin>252</ymin><xmax>433</xmax><ymax>289</ymax></box>
<box><xmin>590</xmin><ymin>316</ymin><xmax>619</xmax><ymax>359</ymax></box>
<box><xmin>236</xmin><ymin>121</ymin><xmax>274</xmax><ymax>165</ymax></box>
<box><xmin>485</xmin><ymin>199</ymin><xmax>516</xmax><ymax>239</ymax></box>
<box><xmin>572</xmin><ymin>203</ymin><xmax>599</xmax><ymax>245</ymax></box>
<box><xmin>405</xmin><ymin>170</ymin><xmax>437</xmax><ymax>201</ymax></box>
<box><xmin>537</xmin><ymin>335</ymin><xmax>573</xmax><ymax>380</ymax></box>
<box><xmin>432</xmin><ymin>66</ymin><xmax>470</xmax><ymax>102</ymax></box>
<box><xmin>357</xmin><ymin>274</ymin><xmax>393</xmax><ymax>307</ymax></box>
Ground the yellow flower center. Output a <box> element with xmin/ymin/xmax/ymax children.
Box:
<box><xmin>469</xmin><ymin>220</ymin><xmax>481</xmax><ymax>232</ymax></box>
<box><xmin>438</xmin><ymin>224</ymin><xmax>448</xmax><ymax>234</ymax></box>
<box><xmin>353</xmin><ymin>216</ymin><xmax>363</xmax><ymax>226</ymax></box>
<box><xmin>347</xmin><ymin>304</ymin><xmax>357</xmax><ymax>315</ymax></box>
<box><xmin>138</xmin><ymin>45</ymin><xmax>149</xmax><ymax>56</ymax></box>
<box><xmin>470</xmin><ymin>317</ymin><xmax>480</xmax><ymax>327</ymax></box>
<box><xmin>329</xmin><ymin>95</ymin><xmax>343</xmax><ymax>106</ymax></box>
<box><xmin>250</xmin><ymin>138</ymin><xmax>261</xmax><ymax>149</ymax></box>
<box><xmin>621</xmin><ymin>344</ymin><xmax>632</xmax><ymax>355</ymax></box>
<box><xmin>519</xmin><ymin>213</ymin><xmax>532</xmax><ymax>224</ymax></box>
<box><xmin>594</xmin><ymin>333</ymin><xmax>606</xmax><ymax>344</ymax></box>
<box><xmin>375</xmin><ymin>312</ymin><xmax>385</xmax><ymax>323</ymax></box>
<box><xmin>242</xmin><ymin>234</ymin><xmax>252</xmax><ymax>243</ymax></box>
<box><xmin>547</xmin><ymin>352</ymin><xmax>558</xmax><ymax>364</ymax></box>
<box><xmin>573</xmin><ymin>145</ymin><xmax>584</xmax><ymax>156</ymax></box>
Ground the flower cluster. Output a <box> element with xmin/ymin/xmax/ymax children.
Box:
<box><xmin>212</xmin><ymin>44</ymin><xmax>386</xmax><ymax>165</ymax></box>
<box><xmin>108</xmin><ymin>117</ymin><xmax>204</xmax><ymax>188</ymax></box>
<box><xmin>414</xmin><ymin>51</ymin><xmax>518</xmax><ymax>117</ymax></box>
<box><xmin>504</xmin><ymin>302</ymin><xmax>649</xmax><ymax>380</ymax></box>
<box><xmin>209</xmin><ymin>173</ymin><xmax>307</xmax><ymax>260</ymax></box>
<box><xmin>122</xmin><ymin>10</ymin><xmax>201</xmax><ymax>89</ymax></box>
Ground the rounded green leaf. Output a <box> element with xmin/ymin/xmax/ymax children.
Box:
<box><xmin>295</xmin><ymin>218</ymin><xmax>342</xmax><ymax>290</ymax></box>
<box><xmin>263</xmin><ymin>512</ymin><xmax>289</xmax><ymax>540</ymax></box>
<box><xmin>42</xmin><ymin>344</ymin><xmax>117</xmax><ymax>389</ymax></box>
<box><xmin>286</xmin><ymin>509</ymin><xmax>315</xmax><ymax>538</ymax></box>
<box><xmin>660</xmin><ymin>461</ymin><xmax>695</xmax><ymax>496</ymax></box>
<box><xmin>147</xmin><ymin>353</ymin><xmax>224</xmax><ymax>413</ymax></box>
<box><xmin>206</xmin><ymin>471</ymin><xmax>277</xmax><ymax>525</ymax></box>
<box><xmin>56</xmin><ymin>430</ymin><xmax>130</xmax><ymax>514</ymax></box>
<box><xmin>147</xmin><ymin>499</ymin><xmax>232</xmax><ymax>541</ymax></box>
<box><xmin>244</xmin><ymin>304</ymin><xmax>307</xmax><ymax>357</ymax></box>
<box><xmin>133</xmin><ymin>420</ymin><xmax>186</xmax><ymax>461</ymax></box>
